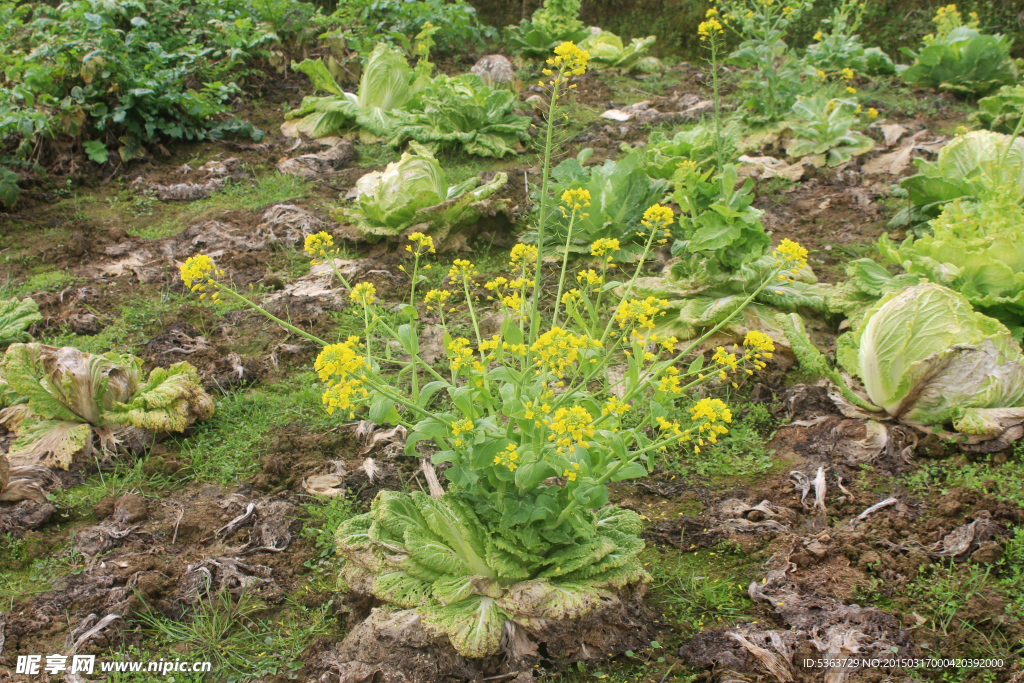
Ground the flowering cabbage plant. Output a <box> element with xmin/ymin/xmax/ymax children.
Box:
<box><xmin>178</xmin><ymin>41</ymin><xmax>805</xmax><ymax>659</ymax></box>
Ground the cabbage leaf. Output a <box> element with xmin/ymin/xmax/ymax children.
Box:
<box><xmin>0</xmin><ymin>298</ymin><xmax>42</xmax><ymax>348</ymax></box>
<box><xmin>0</xmin><ymin>344</ymin><xmax>214</xmax><ymax>469</ymax></box>
<box><xmin>335</xmin><ymin>490</ymin><xmax>648</xmax><ymax>658</ymax></box>
<box><xmin>579</xmin><ymin>31</ymin><xmax>661</xmax><ymax>73</ymax></box>
<box><xmin>899</xmin><ymin>27</ymin><xmax>1017</xmax><ymax>96</ymax></box>
<box><xmin>337</xmin><ymin>142</ymin><xmax>509</xmax><ymax>246</ymax></box>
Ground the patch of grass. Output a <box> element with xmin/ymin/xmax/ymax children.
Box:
<box><xmin>0</xmin><ymin>534</ymin><xmax>86</xmax><ymax>610</ymax></box>
<box><xmin>998</xmin><ymin>526</ymin><xmax>1024</xmax><ymax>615</ymax></box>
<box><xmin>136</xmin><ymin>589</ymin><xmax>336</xmax><ymax>681</ymax></box>
<box><xmin>302</xmin><ymin>495</ymin><xmax>362</xmax><ymax>591</ymax></box>
<box><xmin>15</xmin><ymin>269</ymin><xmax>77</xmax><ymax>295</ymax></box>
<box><xmin>51</xmin><ymin>456</ymin><xmax>178</xmax><ymax>515</ymax></box>
<box><xmin>669</xmin><ymin>402</ymin><xmax>777</xmax><ymax>478</ymax></box>
<box><xmin>904</xmin><ymin>455</ymin><xmax>1024</xmax><ymax>508</ymax></box>
<box><xmin>173</xmin><ymin>372</ymin><xmax>334</xmax><ymax>483</ymax></box>
<box><xmin>906</xmin><ymin>561</ymin><xmax>992</xmax><ymax>636</ymax></box>
<box><xmin>651</xmin><ymin>547</ymin><xmax>754</xmax><ymax>632</ymax></box>
<box><xmin>127</xmin><ymin>172</ymin><xmax>312</xmax><ymax>240</ymax></box>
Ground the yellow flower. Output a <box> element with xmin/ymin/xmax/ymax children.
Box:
<box><xmin>304</xmin><ymin>231</ymin><xmax>335</xmax><ymax>260</ymax></box>
<box><xmin>772</xmin><ymin>238</ymin><xmax>808</xmax><ymax>270</ymax></box>
<box><xmin>657</xmin><ymin>366</ymin><xmax>683</xmax><ymax>394</ymax></box>
<box><xmin>408</xmin><ymin>232</ymin><xmax>436</xmax><ymax>254</ymax></box>
<box><xmin>180</xmin><ymin>254</ymin><xmax>216</xmax><ymax>289</ymax></box>
<box><xmin>841</xmin><ymin>67</ymin><xmax>854</xmax><ymax>80</ymax></box>
<box><xmin>615</xmin><ymin>297</ymin><xmax>667</xmax><ymax>330</ymax></box>
<box><xmin>452</xmin><ymin>418</ymin><xmax>474</xmax><ymax>436</ymax></box>
<box><xmin>691</xmin><ymin>397</ymin><xmax>732</xmax><ymax>425</ymax></box>
<box><xmin>424</xmin><ymin>288</ymin><xmax>451</xmax><ymax>311</ymax></box>
<box><xmin>705</xmin><ymin>7</ymin><xmax>718</xmax><ymax>16</ymax></box>
<box><xmin>590</xmin><ymin>238</ymin><xmax>620</xmax><ymax>258</ymax></box>
<box><xmin>447</xmin><ymin>259</ymin><xmax>478</xmax><ymax>282</ymax></box>
<box><xmin>493</xmin><ymin>443</ymin><xmax>519</xmax><ymax>471</ymax></box>
<box><xmin>868</xmin><ymin>107</ymin><xmax>879</xmax><ymax>119</ymax></box>
<box><xmin>561</xmin><ymin>187</ymin><xmax>592</xmax><ymax>211</ymax></box>
<box><xmin>350</xmin><ymin>282</ymin><xmax>376</xmax><ymax>306</ymax></box>
<box><xmin>561</xmin><ymin>288</ymin><xmax>581</xmax><ymax>306</ymax></box>
<box><xmin>743</xmin><ymin>330</ymin><xmax>775</xmax><ymax>355</ymax></box>
<box><xmin>698</xmin><ymin>17</ymin><xmax>723</xmax><ymax>38</ymax></box>
<box><xmin>816</xmin><ymin>69</ymin><xmax>826</xmax><ymax>81</ymax></box>
<box><xmin>545</xmin><ymin>406</ymin><xmax>595</xmax><ymax>454</ymax></box>
<box><xmin>813</xmin><ymin>31</ymin><xmax>822</xmax><ymax>40</ymax></box>
<box><xmin>531</xmin><ymin>327</ymin><xmax>602</xmax><ymax>379</ymax></box>
<box><xmin>550</xmin><ymin>41</ymin><xmax>590</xmax><ymax>76</ymax></box>
<box><xmin>602</xmin><ymin>396</ymin><xmax>631</xmax><ymax>416</ymax></box>
<box><xmin>641</xmin><ymin>203</ymin><xmax>674</xmax><ymax>229</ymax></box>
<box><xmin>713</xmin><ymin>346</ymin><xmax>739</xmax><ymax>371</ymax></box>
<box><xmin>446</xmin><ymin>337</ymin><xmax>474</xmax><ymax>372</ymax></box>
<box><xmin>576</xmin><ymin>269</ymin><xmax>602</xmax><ymax>289</ymax></box>
<box><xmin>846</xmin><ymin>86</ymin><xmax>857</xmax><ymax>95</ymax></box>
<box><xmin>562</xmin><ymin>462</ymin><xmax>581</xmax><ymax>481</ymax></box>
<box><xmin>315</xmin><ymin>337</ymin><xmax>370</xmax><ymax>418</ymax></box>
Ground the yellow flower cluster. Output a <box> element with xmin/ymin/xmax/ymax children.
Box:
<box><xmin>713</xmin><ymin>346</ymin><xmax>739</xmax><ymax>371</ymax></box>
<box><xmin>641</xmin><ymin>204</ymin><xmax>674</xmax><ymax>229</ymax></box>
<box><xmin>350</xmin><ymin>282</ymin><xmax>376</xmax><ymax>306</ymax></box>
<box><xmin>493</xmin><ymin>443</ymin><xmax>519</xmax><ymax>472</ymax></box>
<box><xmin>446</xmin><ymin>337</ymin><xmax>474</xmax><ymax>372</ymax></box>
<box><xmin>867</xmin><ymin>107</ymin><xmax>879</xmax><ymax>119</ymax></box>
<box><xmin>656</xmin><ymin>415</ymin><xmax>683</xmax><ymax>436</ymax></box>
<box><xmin>657</xmin><ymin>366</ymin><xmax>683</xmax><ymax>394</ymax></box>
<box><xmin>743</xmin><ymin>330</ymin><xmax>775</xmax><ymax>371</ymax></box>
<box><xmin>304</xmin><ymin>231</ymin><xmax>334</xmax><ymax>258</ymax></box>
<box><xmin>563</xmin><ymin>462</ymin><xmax>581</xmax><ymax>481</ymax></box>
<box><xmin>689</xmin><ymin>397</ymin><xmax>732</xmax><ymax>452</ymax></box>
<box><xmin>180</xmin><ymin>254</ymin><xmax>218</xmax><ymax>289</ymax></box>
<box><xmin>315</xmin><ymin>337</ymin><xmax>370</xmax><ymax>418</ymax></box>
<box><xmin>813</xmin><ymin>30</ymin><xmax>822</xmax><ymax>40</ymax></box>
<box><xmin>407</xmin><ymin>232</ymin><xmax>436</xmax><ymax>255</ymax></box>
<box><xmin>590</xmin><ymin>238</ymin><xmax>620</xmax><ymax>259</ymax></box>
<box><xmin>424</xmin><ymin>288</ymin><xmax>451</xmax><ymax>312</ymax></box>
<box><xmin>447</xmin><ymin>259</ymin><xmax>478</xmax><ymax>282</ymax></box>
<box><xmin>510</xmin><ymin>243</ymin><xmax>538</xmax><ymax>269</ymax></box>
<box><xmin>576</xmin><ymin>269</ymin><xmax>602</xmax><ymax>291</ymax></box>
<box><xmin>614</xmin><ymin>297</ymin><xmax>667</xmax><ymax>330</ymax></box>
<box><xmin>602</xmin><ymin>395</ymin><xmax>631</xmax><ymax>416</ymax></box>
<box><xmin>561</xmin><ymin>188</ymin><xmax>592</xmax><ymax>211</ymax></box>
<box><xmin>548</xmin><ymin>41</ymin><xmax>589</xmax><ymax>76</ymax></box>
<box><xmin>452</xmin><ymin>418</ymin><xmax>474</xmax><ymax>447</ymax></box>
<box><xmin>698</xmin><ymin>16</ymin><xmax>724</xmax><ymax>38</ymax></box>
<box><xmin>841</xmin><ymin>67</ymin><xmax>854</xmax><ymax>80</ymax></box>
<box><xmin>545</xmin><ymin>405</ymin><xmax>595</xmax><ymax>454</ymax></box>
<box><xmin>531</xmin><ymin>327</ymin><xmax>602</xmax><ymax>379</ymax></box>
<box><xmin>772</xmin><ymin>238</ymin><xmax>808</xmax><ymax>271</ymax></box>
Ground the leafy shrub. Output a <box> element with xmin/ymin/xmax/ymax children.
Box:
<box><xmin>335</xmin><ymin>142</ymin><xmax>508</xmax><ymax>243</ymax></box>
<box><xmin>804</xmin><ymin>0</ymin><xmax>894</xmax><ymax>75</ymax></box>
<box><xmin>631</xmin><ymin>165</ymin><xmax>829</xmax><ymax>340</ymax></box>
<box><xmin>327</xmin><ymin>0</ymin><xmax>496</xmax><ymax>56</ymax></box>
<box><xmin>634</xmin><ymin>122</ymin><xmax>740</xmax><ymax>180</ymax></box>
<box><xmin>891</xmin><ymin>130</ymin><xmax>1024</xmax><ymax>229</ymax></box>
<box><xmin>504</xmin><ymin>0</ymin><xmax>588</xmax><ymax>58</ymax></box>
<box><xmin>529</xmin><ymin>148</ymin><xmax>668</xmax><ymax>257</ymax></box>
<box><xmin>976</xmin><ymin>84</ymin><xmax>1024</xmax><ymax>134</ymax></box>
<box><xmin>785</xmin><ymin>95</ymin><xmax>874</xmax><ymax>166</ymax></box>
<box><xmin>879</xmin><ymin>188</ymin><xmax>1024</xmax><ymax>335</ymax></box>
<box><xmin>782</xmin><ymin>283</ymin><xmax>1024</xmax><ymax>442</ymax></box>
<box><xmin>284</xmin><ymin>43</ymin><xmax>425</xmax><ymax>139</ymax></box>
<box><xmin>579</xmin><ymin>30</ymin><xmax>662</xmax><ymax>73</ymax></box>
<box><xmin>0</xmin><ymin>0</ymin><xmax>276</xmax><ymax>173</ymax></box>
<box><xmin>898</xmin><ymin>5</ymin><xmax>1016</xmax><ymax>96</ymax></box>
<box><xmin>718</xmin><ymin>0</ymin><xmax>815</xmax><ymax>122</ymax></box>
<box><xmin>387</xmin><ymin>74</ymin><xmax>532</xmax><ymax>157</ymax></box>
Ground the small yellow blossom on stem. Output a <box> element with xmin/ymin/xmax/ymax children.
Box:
<box><xmin>590</xmin><ymin>238</ymin><xmax>620</xmax><ymax>259</ymax></box>
<box><xmin>350</xmin><ymin>282</ymin><xmax>376</xmax><ymax>307</ymax></box>
<box><xmin>772</xmin><ymin>238</ymin><xmax>808</xmax><ymax>271</ymax></box>
<box><xmin>494</xmin><ymin>443</ymin><xmax>520</xmax><ymax>471</ymax></box>
<box><xmin>545</xmin><ymin>405</ymin><xmax>595</xmax><ymax>454</ymax></box>
<box><xmin>447</xmin><ymin>259</ymin><xmax>478</xmax><ymax>283</ymax></box>
<box><xmin>841</xmin><ymin>67</ymin><xmax>854</xmax><ymax>80</ymax></box>
<box><xmin>813</xmin><ymin>30</ymin><xmax>822</xmax><ymax>40</ymax></box>
<box><xmin>315</xmin><ymin>337</ymin><xmax>371</xmax><ymax>418</ymax></box>
<box><xmin>180</xmin><ymin>254</ymin><xmax>218</xmax><ymax>290</ymax></box>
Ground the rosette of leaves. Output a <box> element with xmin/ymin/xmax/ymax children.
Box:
<box><xmin>898</xmin><ymin>27</ymin><xmax>1016</xmax><ymax>96</ymax></box>
<box><xmin>629</xmin><ymin>165</ymin><xmax>829</xmax><ymax>342</ymax></box>
<box><xmin>529</xmin><ymin>148</ymin><xmax>668</xmax><ymax>256</ymax></box>
<box><xmin>878</xmin><ymin>188</ymin><xmax>1024</xmax><ymax>336</ymax></box>
<box><xmin>976</xmin><ymin>85</ymin><xmax>1024</xmax><ymax>134</ymax></box>
<box><xmin>805</xmin><ymin>36</ymin><xmax>894</xmax><ymax>75</ymax></box>
<box><xmin>386</xmin><ymin>74</ymin><xmax>532</xmax><ymax>158</ymax></box>
<box><xmin>504</xmin><ymin>0</ymin><xmax>588</xmax><ymax>58</ymax></box>
<box><xmin>283</xmin><ymin>43</ymin><xmax>426</xmax><ymax>139</ymax></box>
<box><xmin>335</xmin><ymin>490</ymin><xmax>647</xmax><ymax>657</ymax></box>
<box><xmin>890</xmin><ymin>130</ymin><xmax>1024</xmax><ymax>230</ymax></box>
<box><xmin>578</xmin><ymin>30</ymin><xmax>661</xmax><ymax>73</ymax></box>
<box><xmin>336</xmin><ymin>142</ymin><xmax>508</xmax><ymax>244</ymax></box>
<box><xmin>0</xmin><ymin>298</ymin><xmax>42</xmax><ymax>348</ymax></box>
<box><xmin>0</xmin><ymin>344</ymin><xmax>214</xmax><ymax>469</ymax></box>
<box><xmin>784</xmin><ymin>96</ymin><xmax>874</xmax><ymax>167</ymax></box>
<box><xmin>781</xmin><ymin>283</ymin><xmax>1024</xmax><ymax>447</ymax></box>
<box><xmin>635</xmin><ymin>121</ymin><xmax>742</xmax><ymax>180</ymax></box>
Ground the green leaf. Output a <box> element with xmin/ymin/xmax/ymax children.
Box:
<box><xmin>610</xmin><ymin>461</ymin><xmax>648</xmax><ymax>481</ymax></box>
<box><xmin>397</xmin><ymin>324</ymin><xmax>419</xmax><ymax>355</ymax></box>
<box><xmin>105</xmin><ymin>361</ymin><xmax>213</xmax><ymax>433</ymax></box>
<box><xmin>83</xmin><ymin>140</ymin><xmax>109</xmax><ymax>164</ymax></box>
<box><xmin>420</xmin><ymin>596</ymin><xmax>505</xmax><ymax>658</ymax></box>
<box><xmin>0</xmin><ymin>167</ymin><xmax>19</xmax><ymax>207</ymax></box>
<box><xmin>0</xmin><ymin>299</ymin><xmax>42</xmax><ymax>348</ymax></box>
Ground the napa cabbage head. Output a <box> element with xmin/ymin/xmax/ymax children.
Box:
<box><xmin>843</xmin><ymin>284</ymin><xmax>1024</xmax><ymax>433</ymax></box>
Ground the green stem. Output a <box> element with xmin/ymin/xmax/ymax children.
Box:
<box><xmin>212</xmin><ymin>283</ymin><xmax>328</xmax><ymax>346</ymax></box>
<box><xmin>551</xmin><ymin>207</ymin><xmax>578</xmax><ymax>328</ymax></box>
